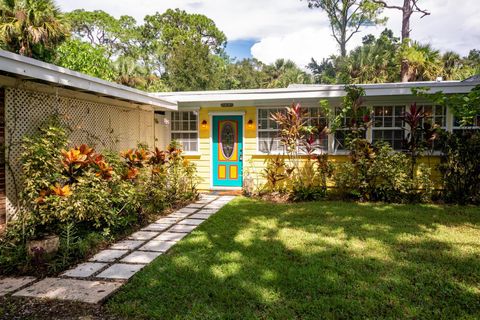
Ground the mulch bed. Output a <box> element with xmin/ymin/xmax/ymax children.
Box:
<box><xmin>0</xmin><ymin>297</ymin><xmax>117</xmax><ymax>320</ymax></box>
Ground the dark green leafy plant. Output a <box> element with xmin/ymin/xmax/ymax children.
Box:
<box><xmin>438</xmin><ymin>131</ymin><xmax>480</xmax><ymax>204</ymax></box>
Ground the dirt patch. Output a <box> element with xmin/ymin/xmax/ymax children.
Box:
<box><xmin>0</xmin><ymin>297</ymin><xmax>120</xmax><ymax>320</ymax></box>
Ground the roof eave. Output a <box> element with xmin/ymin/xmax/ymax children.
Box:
<box><xmin>0</xmin><ymin>50</ymin><xmax>177</xmax><ymax>110</ymax></box>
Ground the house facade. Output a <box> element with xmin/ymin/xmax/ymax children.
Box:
<box><xmin>0</xmin><ymin>49</ymin><xmax>478</xmax><ymax>227</ymax></box>
<box><xmin>156</xmin><ymin>81</ymin><xmax>480</xmax><ymax>190</ymax></box>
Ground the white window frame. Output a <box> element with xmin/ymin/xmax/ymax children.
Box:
<box><xmin>170</xmin><ymin>110</ymin><xmax>200</xmax><ymax>154</ymax></box>
<box><xmin>254</xmin><ymin>102</ymin><xmax>473</xmax><ymax>155</ymax></box>
<box><xmin>371</xmin><ymin>105</ymin><xmax>406</xmax><ymax>151</ymax></box>
<box><xmin>332</xmin><ymin>106</ymin><xmax>369</xmax><ymax>153</ymax></box>
<box><xmin>256</xmin><ymin>106</ymin><xmax>329</xmax><ymax>155</ymax></box>
<box><xmin>452</xmin><ymin>114</ymin><xmax>480</xmax><ymax>133</ymax></box>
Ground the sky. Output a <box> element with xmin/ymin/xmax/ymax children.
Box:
<box><xmin>57</xmin><ymin>0</ymin><xmax>480</xmax><ymax>68</ymax></box>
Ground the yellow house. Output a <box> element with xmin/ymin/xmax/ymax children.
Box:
<box><xmin>0</xmin><ymin>48</ymin><xmax>478</xmax><ymax>227</ymax></box>
<box><xmin>155</xmin><ymin>80</ymin><xmax>480</xmax><ymax>191</ymax></box>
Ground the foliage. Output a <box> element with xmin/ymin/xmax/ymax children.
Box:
<box><xmin>305</xmin><ymin>0</ymin><xmax>385</xmax><ymax>57</ymax></box>
<box><xmin>66</xmin><ymin>9</ymin><xmax>140</xmax><ymax>58</ymax></box>
<box><xmin>334</xmin><ymin>141</ymin><xmax>433</xmax><ymax>202</ymax></box>
<box><xmin>414</xmin><ymin>85</ymin><xmax>480</xmax><ymax>127</ymax></box>
<box><xmin>261</xmin><ymin>156</ymin><xmax>288</xmax><ymax>193</ymax></box>
<box><xmin>0</xmin><ymin>117</ymin><xmax>199</xmax><ymax>276</ymax></box>
<box><xmin>401</xmin><ymin>103</ymin><xmax>430</xmax><ymax>177</ymax></box>
<box><xmin>143</xmin><ymin>8</ymin><xmax>227</xmax><ymax>91</ymax></box>
<box><xmin>263</xmin><ymin>59</ymin><xmax>312</xmax><ymax>88</ymax></box>
<box><xmin>54</xmin><ymin>39</ymin><xmax>115</xmax><ymax>81</ymax></box>
<box><xmin>0</xmin><ymin>0</ymin><xmax>70</xmax><ymax>59</ymax></box>
<box><xmin>438</xmin><ymin>131</ymin><xmax>480</xmax><ymax>204</ymax></box>
<box><xmin>309</xmin><ymin>29</ymin><xmax>479</xmax><ymax>85</ymax></box>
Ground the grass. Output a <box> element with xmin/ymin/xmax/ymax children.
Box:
<box><xmin>107</xmin><ymin>198</ymin><xmax>480</xmax><ymax>319</ymax></box>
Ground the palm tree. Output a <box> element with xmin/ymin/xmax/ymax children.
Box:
<box><xmin>0</xmin><ymin>0</ymin><xmax>70</xmax><ymax>58</ymax></box>
<box><xmin>114</xmin><ymin>56</ymin><xmax>147</xmax><ymax>88</ymax></box>
<box><xmin>441</xmin><ymin>51</ymin><xmax>477</xmax><ymax>81</ymax></box>
<box><xmin>265</xmin><ymin>59</ymin><xmax>312</xmax><ymax>88</ymax></box>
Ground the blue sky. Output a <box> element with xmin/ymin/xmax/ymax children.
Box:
<box><xmin>57</xmin><ymin>0</ymin><xmax>480</xmax><ymax>68</ymax></box>
<box><xmin>226</xmin><ymin>40</ymin><xmax>255</xmax><ymax>61</ymax></box>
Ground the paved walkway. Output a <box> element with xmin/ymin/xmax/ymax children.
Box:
<box><xmin>0</xmin><ymin>194</ymin><xmax>235</xmax><ymax>304</ymax></box>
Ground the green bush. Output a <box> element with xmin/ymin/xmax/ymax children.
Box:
<box><xmin>334</xmin><ymin>141</ymin><xmax>433</xmax><ymax>203</ymax></box>
<box><xmin>0</xmin><ymin>118</ymin><xmax>199</xmax><ymax>276</ymax></box>
<box><xmin>439</xmin><ymin>131</ymin><xmax>480</xmax><ymax>204</ymax></box>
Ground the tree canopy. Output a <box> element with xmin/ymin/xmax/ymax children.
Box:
<box><xmin>0</xmin><ymin>0</ymin><xmax>69</xmax><ymax>59</ymax></box>
<box><xmin>0</xmin><ymin>0</ymin><xmax>477</xmax><ymax>91</ymax></box>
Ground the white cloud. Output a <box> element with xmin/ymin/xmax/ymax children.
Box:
<box><xmin>57</xmin><ymin>0</ymin><xmax>480</xmax><ymax>67</ymax></box>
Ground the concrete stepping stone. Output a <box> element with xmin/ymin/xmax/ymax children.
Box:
<box><xmin>168</xmin><ymin>212</ymin><xmax>191</xmax><ymax>219</ymax></box>
<box><xmin>62</xmin><ymin>262</ymin><xmax>107</xmax><ymax>278</ymax></box>
<box><xmin>121</xmin><ymin>251</ymin><xmax>163</xmax><ymax>264</ymax></box>
<box><xmin>96</xmin><ymin>263</ymin><xmax>145</xmax><ymax>280</ymax></box>
<box><xmin>169</xmin><ymin>224</ymin><xmax>197</xmax><ymax>233</ymax></box>
<box><xmin>199</xmin><ymin>194</ymin><xmax>217</xmax><ymax>200</ymax></box>
<box><xmin>142</xmin><ymin>223</ymin><xmax>172</xmax><ymax>232</ymax></box>
<box><xmin>197</xmin><ymin>208</ymin><xmax>218</xmax><ymax>214</ymax></box>
<box><xmin>110</xmin><ymin>240</ymin><xmax>144</xmax><ymax>251</ymax></box>
<box><xmin>13</xmin><ymin>278</ymin><xmax>122</xmax><ymax>304</ymax></box>
<box><xmin>178</xmin><ymin>218</ymin><xmax>204</xmax><ymax>226</ymax></box>
<box><xmin>0</xmin><ymin>277</ymin><xmax>36</xmax><ymax>297</ymax></box>
<box><xmin>128</xmin><ymin>231</ymin><xmax>158</xmax><ymax>241</ymax></box>
<box><xmin>185</xmin><ymin>203</ymin><xmax>205</xmax><ymax>209</ymax></box>
<box><xmin>89</xmin><ymin>249</ymin><xmax>128</xmax><ymax>262</ymax></box>
<box><xmin>189</xmin><ymin>213</ymin><xmax>212</xmax><ymax>220</ymax></box>
<box><xmin>156</xmin><ymin>217</ymin><xmax>178</xmax><ymax>224</ymax></box>
<box><xmin>155</xmin><ymin>232</ymin><xmax>188</xmax><ymax>242</ymax></box>
<box><xmin>174</xmin><ymin>208</ymin><xmax>198</xmax><ymax>214</ymax></box>
<box><xmin>139</xmin><ymin>240</ymin><xmax>175</xmax><ymax>252</ymax></box>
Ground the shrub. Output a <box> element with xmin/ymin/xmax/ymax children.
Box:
<box><xmin>438</xmin><ymin>131</ymin><xmax>480</xmax><ymax>204</ymax></box>
<box><xmin>334</xmin><ymin>141</ymin><xmax>433</xmax><ymax>202</ymax></box>
<box><xmin>1</xmin><ymin>118</ymin><xmax>199</xmax><ymax>276</ymax></box>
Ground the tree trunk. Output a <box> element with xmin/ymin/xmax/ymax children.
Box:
<box><xmin>401</xmin><ymin>0</ymin><xmax>411</xmax><ymax>40</ymax></box>
<box><xmin>400</xmin><ymin>0</ymin><xmax>412</xmax><ymax>82</ymax></box>
<box><xmin>340</xmin><ymin>42</ymin><xmax>347</xmax><ymax>57</ymax></box>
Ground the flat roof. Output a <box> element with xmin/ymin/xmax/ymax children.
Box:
<box><xmin>156</xmin><ymin>79</ymin><xmax>480</xmax><ymax>106</ymax></box>
<box><xmin>0</xmin><ymin>50</ymin><xmax>177</xmax><ymax>110</ymax></box>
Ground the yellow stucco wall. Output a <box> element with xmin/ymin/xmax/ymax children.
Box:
<box><xmin>185</xmin><ymin>106</ymin><xmax>442</xmax><ymax>191</ymax></box>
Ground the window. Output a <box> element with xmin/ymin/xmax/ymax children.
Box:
<box><xmin>257</xmin><ymin>107</ymin><xmax>328</xmax><ymax>154</ymax></box>
<box><xmin>453</xmin><ymin>114</ymin><xmax>480</xmax><ymax>135</ymax></box>
<box><xmin>333</xmin><ymin>107</ymin><xmax>368</xmax><ymax>151</ymax></box>
<box><xmin>258</xmin><ymin>107</ymin><xmax>284</xmax><ymax>153</ymax></box>
<box><xmin>170</xmin><ymin>111</ymin><xmax>198</xmax><ymax>152</ymax></box>
<box><xmin>420</xmin><ymin>105</ymin><xmax>447</xmax><ymax>128</ymax></box>
<box><xmin>372</xmin><ymin>105</ymin><xmax>404</xmax><ymax>150</ymax></box>
<box><xmin>419</xmin><ymin>105</ymin><xmax>447</xmax><ymax>150</ymax></box>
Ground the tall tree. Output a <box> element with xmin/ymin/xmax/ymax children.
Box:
<box><xmin>372</xmin><ymin>0</ymin><xmax>430</xmax><ymax>81</ymax></box>
<box><xmin>54</xmin><ymin>39</ymin><xmax>115</xmax><ymax>81</ymax></box>
<box><xmin>341</xmin><ymin>29</ymin><xmax>400</xmax><ymax>83</ymax></box>
<box><xmin>264</xmin><ymin>59</ymin><xmax>312</xmax><ymax>88</ymax></box>
<box><xmin>308</xmin><ymin>57</ymin><xmax>338</xmax><ymax>84</ymax></box>
<box><xmin>142</xmin><ymin>9</ymin><xmax>227</xmax><ymax>91</ymax></box>
<box><xmin>306</xmin><ymin>0</ymin><xmax>385</xmax><ymax>57</ymax></box>
<box><xmin>223</xmin><ymin>58</ymin><xmax>269</xmax><ymax>89</ymax></box>
<box><xmin>0</xmin><ymin>0</ymin><xmax>69</xmax><ymax>59</ymax></box>
<box><xmin>66</xmin><ymin>9</ymin><xmax>139</xmax><ymax>58</ymax></box>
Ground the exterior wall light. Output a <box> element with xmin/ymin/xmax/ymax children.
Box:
<box><xmin>201</xmin><ymin>120</ymin><xmax>208</xmax><ymax>129</ymax></box>
<box><xmin>247</xmin><ymin>119</ymin><xmax>254</xmax><ymax>129</ymax></box>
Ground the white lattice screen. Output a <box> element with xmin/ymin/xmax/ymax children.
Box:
<box><xmin>4</xmin><ymin>87</ymin><xmax>155</xmax><ymax>220</ymax></box>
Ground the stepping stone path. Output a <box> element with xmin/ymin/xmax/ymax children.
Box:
<box><xmin>1</xmin><ymin>194</ymin><xmax>234</xmax><ymax>304</ymax></box>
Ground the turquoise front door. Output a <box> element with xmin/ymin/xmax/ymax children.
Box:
<box><xmin>212</xmin><ymin>115</ymin><xmax>243</xmax><ymax>187</ymax></box>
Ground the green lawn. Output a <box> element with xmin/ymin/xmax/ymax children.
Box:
<box><xmin>107</xmin><ymin>198</ymin><xmax>480</xmax><ymax>319</ymax></box>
